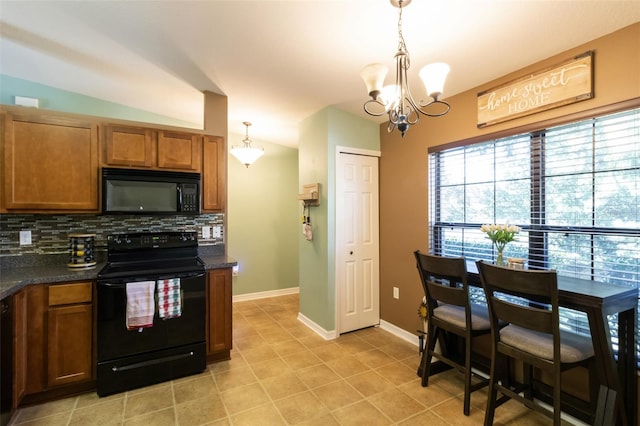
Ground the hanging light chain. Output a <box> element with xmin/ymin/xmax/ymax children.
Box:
<box><xmin>242</xmin><ymin>121</ymin><xmax>252</xmax><ymax>147</ymax></box>
<box><xmin>397</xmin><ymin>1</ymin><xmax>408</xmax><ymax>65</ymax></box>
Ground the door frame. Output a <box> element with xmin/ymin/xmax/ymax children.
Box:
<box><xmin>334</xmin><ymin>146</ymin><xmax>381</xmax><ymax>334</ymax></box>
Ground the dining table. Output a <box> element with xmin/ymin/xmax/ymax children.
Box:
<box><xmin>465</xmin><ymin>261</ymin><xmax>638</xmax><ymax>426</ymax></box>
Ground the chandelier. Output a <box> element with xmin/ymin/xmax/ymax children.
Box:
<box><xmin>361</xmin><ymin>0</ymin><xmax>450</xmax><ymax>137</ymax></box>
<box><xmin>230</xmin><ymin>121</ymin><xmax>264</xmax><ymax>168</ymax></box>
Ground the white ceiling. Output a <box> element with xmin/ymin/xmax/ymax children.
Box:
<box><xmin>1</xmin><ymin>1</ymin><xmax>639</xmax><ymax>147</ymax></box>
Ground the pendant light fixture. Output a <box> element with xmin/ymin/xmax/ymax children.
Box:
<box><xmin>361</xmin><ymin>0</ymin><xmax>451</xmax><ymax>138</ymax></box>
<box><xmin>230</xmin><ymin>121</ymin><xmax>264</xmax><ymax>168</ymax></box>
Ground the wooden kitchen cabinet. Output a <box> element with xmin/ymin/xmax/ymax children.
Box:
<box><xmin>202</xmin><ymin>135</ymin><xmax>226</xmax><ymax>212</ymax></box>
<box><xmin>46</xmin><ymin>283</ymin><xmax>93</xmax><ymax>388</ymax></box>
<box><xmin>103</xmin><ymin>124</ymin><xmax>202</xmax><ymax>172</ymax></box>
<box><xmin>103</xmin><ymin>125</ymin><xmax>154</xmax><ymax>168</ymax></box>
<box><xmin>2</xmin><ymin>111</ymin><xmax>99</xmax><ymax>212</ymax></box>
<box><xmin>15</xmin><ymin>282</ymin><xmax>95</xmax><ymax>404</ymax></box>
<box><xmin>157</xmin><ymin>130</ymin><xmax>202</xmax><ymax>171</ymax></box>
<box><xmin>206</xmin><ymin>268</ymin><xmax>232</xmax><ymax>362</ymax></box>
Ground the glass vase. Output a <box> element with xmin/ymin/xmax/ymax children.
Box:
<box><xmin>496</xmin><ymin>249</ymin><xmax>505</xmax><ymax>266</ymax></box>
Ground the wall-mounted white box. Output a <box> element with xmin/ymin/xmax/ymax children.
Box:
<box><xmin>15</xmin><ymin>96</ymin><xmax>39</xmax><ymax>108</ymax></box>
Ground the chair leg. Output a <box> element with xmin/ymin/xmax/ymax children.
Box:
<box><xmin>523</xmin><ymin>363</ymin><xmax>533</xmax><ymax>400</ymax></box>
<box><xmin>484</xmin><ymin>352</ymin><xmax>499</xmax><ymax>426</ymax></box>
<box><xmin>421</xmin><ymin>323</ymin><xmax>438</xmax><ymax>387</ymax></box>
<box><xmin>594</xmin><ymin>385</ymin><xmax>617</xmax><ymax>426</ymax></box>
<box><xmin>553</xmin><ymin>366</ymin><xmax>561</xmax><ymax>426</ymax></box>
<box><xmin>463</xmin><ymin>335</ymin><xmax>472</xmax><ymax>415</ymax></box>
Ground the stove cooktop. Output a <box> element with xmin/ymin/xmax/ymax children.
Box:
<box><xmin>97</xmin><ymin>257</ymin><xmax>205</xmax><ymax>280</ymax></box>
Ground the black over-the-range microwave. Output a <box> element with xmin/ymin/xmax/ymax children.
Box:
<box><xmin>102</xmin><ymin>168</ymin><xmax>201</xmax><ymax>214</ymax></box>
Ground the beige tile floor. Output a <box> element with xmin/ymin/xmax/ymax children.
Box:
<box><xmin>10</xmin><ymin>294</ymin><xmax>574</xmax><ymax>425</ymax></box>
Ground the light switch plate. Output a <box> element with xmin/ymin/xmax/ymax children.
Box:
<box><xmin>19</xmin><ymin>230</ymin><xmax>32</xmax><ymax>245</ymax></box>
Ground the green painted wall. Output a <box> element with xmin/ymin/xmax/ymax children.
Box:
<box><xmin>0</xmin><ymin>74</ymin><xmax>199</xmax><ymax>128</ymax></box>
<box><xmin>227</xmin><ymin>137</ymin><xmax>299</xmax><ymax>295</ymax></box>
<box><xmin>299</xmin><ymin>109</ymin><xmax>331</xmax><ymax>330</ymax></box>
<box><xmin>298</xmin><ymin>106</ymin><xmax>380</xmax><ymax>333</ymax></box>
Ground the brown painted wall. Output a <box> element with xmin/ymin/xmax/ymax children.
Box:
<box><xmin>379</xmin><ymin>23</ymin><xmax>640</xmax><ymax>334</ymax></box>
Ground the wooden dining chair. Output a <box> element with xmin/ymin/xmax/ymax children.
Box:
<box><xmin>476</xmin><ymin>260</ymin><xmax>596</xmax><ymax>426</ymax></box>
<box><xmin>414</xmin><ymin>251</ymin><xmax>491</xmax><ymax>416</ymax></box>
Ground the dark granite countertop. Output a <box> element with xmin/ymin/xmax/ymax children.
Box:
<box><xmin>0</xmin><ymin>245</ymin><xmax>236</xmax><ymax>299</ymax></box>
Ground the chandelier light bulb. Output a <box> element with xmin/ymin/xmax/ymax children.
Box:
<box><xmin>380</xmin><ymin>85</ymin><xmax>400</xmax><ymax>112</ymax></box>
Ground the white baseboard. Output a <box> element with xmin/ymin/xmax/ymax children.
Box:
<box><xmin>294</xmin><ymin>317</ymin><xmax>420</xmax><ymax>345</ymax></box>
<box><xmin>297</xmin><ymin>312</ymin><xmax>338</xmax><ymax>340</ymax></box>
<box><xmin>232</xmin><ymin>286</ymin><xmax>299</xmax><ymax>303</ymax></box>
<box><xmin>379</xmin><ymin>319</ymin><xmax>420</xmax><ymax>347</ymax></box>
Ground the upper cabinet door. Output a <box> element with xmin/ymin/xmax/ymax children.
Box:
<box><xmin>3</xmin><ymin>113</ymin><xmax>99</xmax><ymax>212</ymax></box>
<box><xmin>157</xmin><ymin>131</ymin><xmax>202</xmax><ymax>172</ymax></box>
<box><xmin>103</xmin><ymin>125</ymin><xmax>154</xmax><ymax>168</ymax></box>
<box><xmin>202</xmin><ymin>135</ymin><xmax>226</xmax><ymax>212</ymax></box>
<box><xmin>103</xmin><ymin>125</ymin><xmax>202</xmax><ymax>172</ymax></box>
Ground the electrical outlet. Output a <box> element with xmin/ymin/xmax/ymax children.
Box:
<box><xmin>213</xmin><ymin>225</ymin><xmax>222</xmax><ymax>239</ymax></box>
<box><xmin>202</xmin><ymin>226</ymin><xmax>211</xmax><ymax>239</ymax></box>
<box><xmin>232</xmin><ymin>265</ymin><xmax>239</xmax><ymax>276</ymax></box>
<box><xmin>393</xmin><ymin>286</ymin><xmax>399</xmax><ymax>299</ymax></box>
<box><xmin>19</xmin><ymin>230</ymin><xmax>32</xmax><ymax>245</ymax></box>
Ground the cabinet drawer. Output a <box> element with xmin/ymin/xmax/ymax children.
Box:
<box><xmin>48</xmin><ymin>282</ymin><xmax>92</xmax><ymax>306</ymax></box>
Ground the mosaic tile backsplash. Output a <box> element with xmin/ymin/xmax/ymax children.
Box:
<box><xmin>0</xmin><ymin>213</ymin><xmax>224</xmax><ymax>258</ymax></box>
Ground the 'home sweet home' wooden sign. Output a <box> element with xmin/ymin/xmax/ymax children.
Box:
<box><xmin>477</xmin><ymin>51</ymin><xmax>593</xmax><ymax>127</ymax></box>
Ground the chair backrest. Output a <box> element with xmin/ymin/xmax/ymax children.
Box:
<box><xmin>476</xmin><ymin>260</ymin><xmax>560</xmax><ymax>344</ymax></box>
<box><xmin>414</xmin><ymin>250</ymin><xmax>470</xmax><ymax>314</ymax></box>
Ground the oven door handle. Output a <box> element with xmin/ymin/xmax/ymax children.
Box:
<box><xmin>111</xmin><ymin>351</ymin><xmax>195</xmax><ymax>372</ymax></box>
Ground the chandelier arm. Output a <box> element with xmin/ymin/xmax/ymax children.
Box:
<box><xmin>403</xmin><ymin>77</ymin><xmax>450</xmax><ymax>118</ymax></box>
<box><xmin>398</xmin><ymin>86</ymin><xmax>421</xmax><ymax>125</ymax></box>
<box><xmin>415</xmin><ymin>98</ymin><xmax>452</xmax><ymax>117</ymax></box>
<box><xmin>403</xmin><ymin>105</ymin><xmax>419</xmax><ymax>125</ymax></box>
<box><xmin>394</xmin><ymin>48</ymin><xmax>408</xmax><ymax>118</ymax></box>
<box><xmin>363</xmin><ymin>98</ymin><xmax>391</xmax><ymax>117</ymax></box>
<box><xmin>388</xmin><ymin>108</ymin><xmax>399</xmax><ymax>124</ymax></box>
<box><xmin>386</xmin><ymin>120</ymin><xmax>396</xmax><ymax>134</ymax></box>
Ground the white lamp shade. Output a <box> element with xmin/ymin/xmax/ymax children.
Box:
<box><xmin>231</xmin><ymin>145</ymin><xmax>264</xmax><ymax>167</ymax></box>
<box><xmin>419</xmin><ymin>62</ymin><xmax>450</xmax><ymax>98</ymax></box>
<box><xmin>360</xmin><ymin>63</ymin><xmax>389</xmax><ymax>97</ymax></box>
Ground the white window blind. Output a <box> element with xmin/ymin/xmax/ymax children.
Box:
<box><xmin>428</xmin><ymin>107</ymin><xmax>640</xmax><ymax>360</ymax></box>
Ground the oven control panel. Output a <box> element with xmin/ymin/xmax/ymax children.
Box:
<box><xmin>107</xmin><ymin>232</ymin><xmax>197</xmax><ymax>251</ymax></box>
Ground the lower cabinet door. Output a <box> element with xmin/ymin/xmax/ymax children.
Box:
<box><xmin>206</xmin><ymin>269</ymin><xmax>232</xmax><ymax>358</ymax></box>
<box><xmin>47</xmin><ymin>304</ymin><xmax>93</xmax><ymax>387</ymax></box>
<box><xmin>13</xmin><ymin>289</ymin><xmax>27</xmax><ymax>408</ymax></box>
